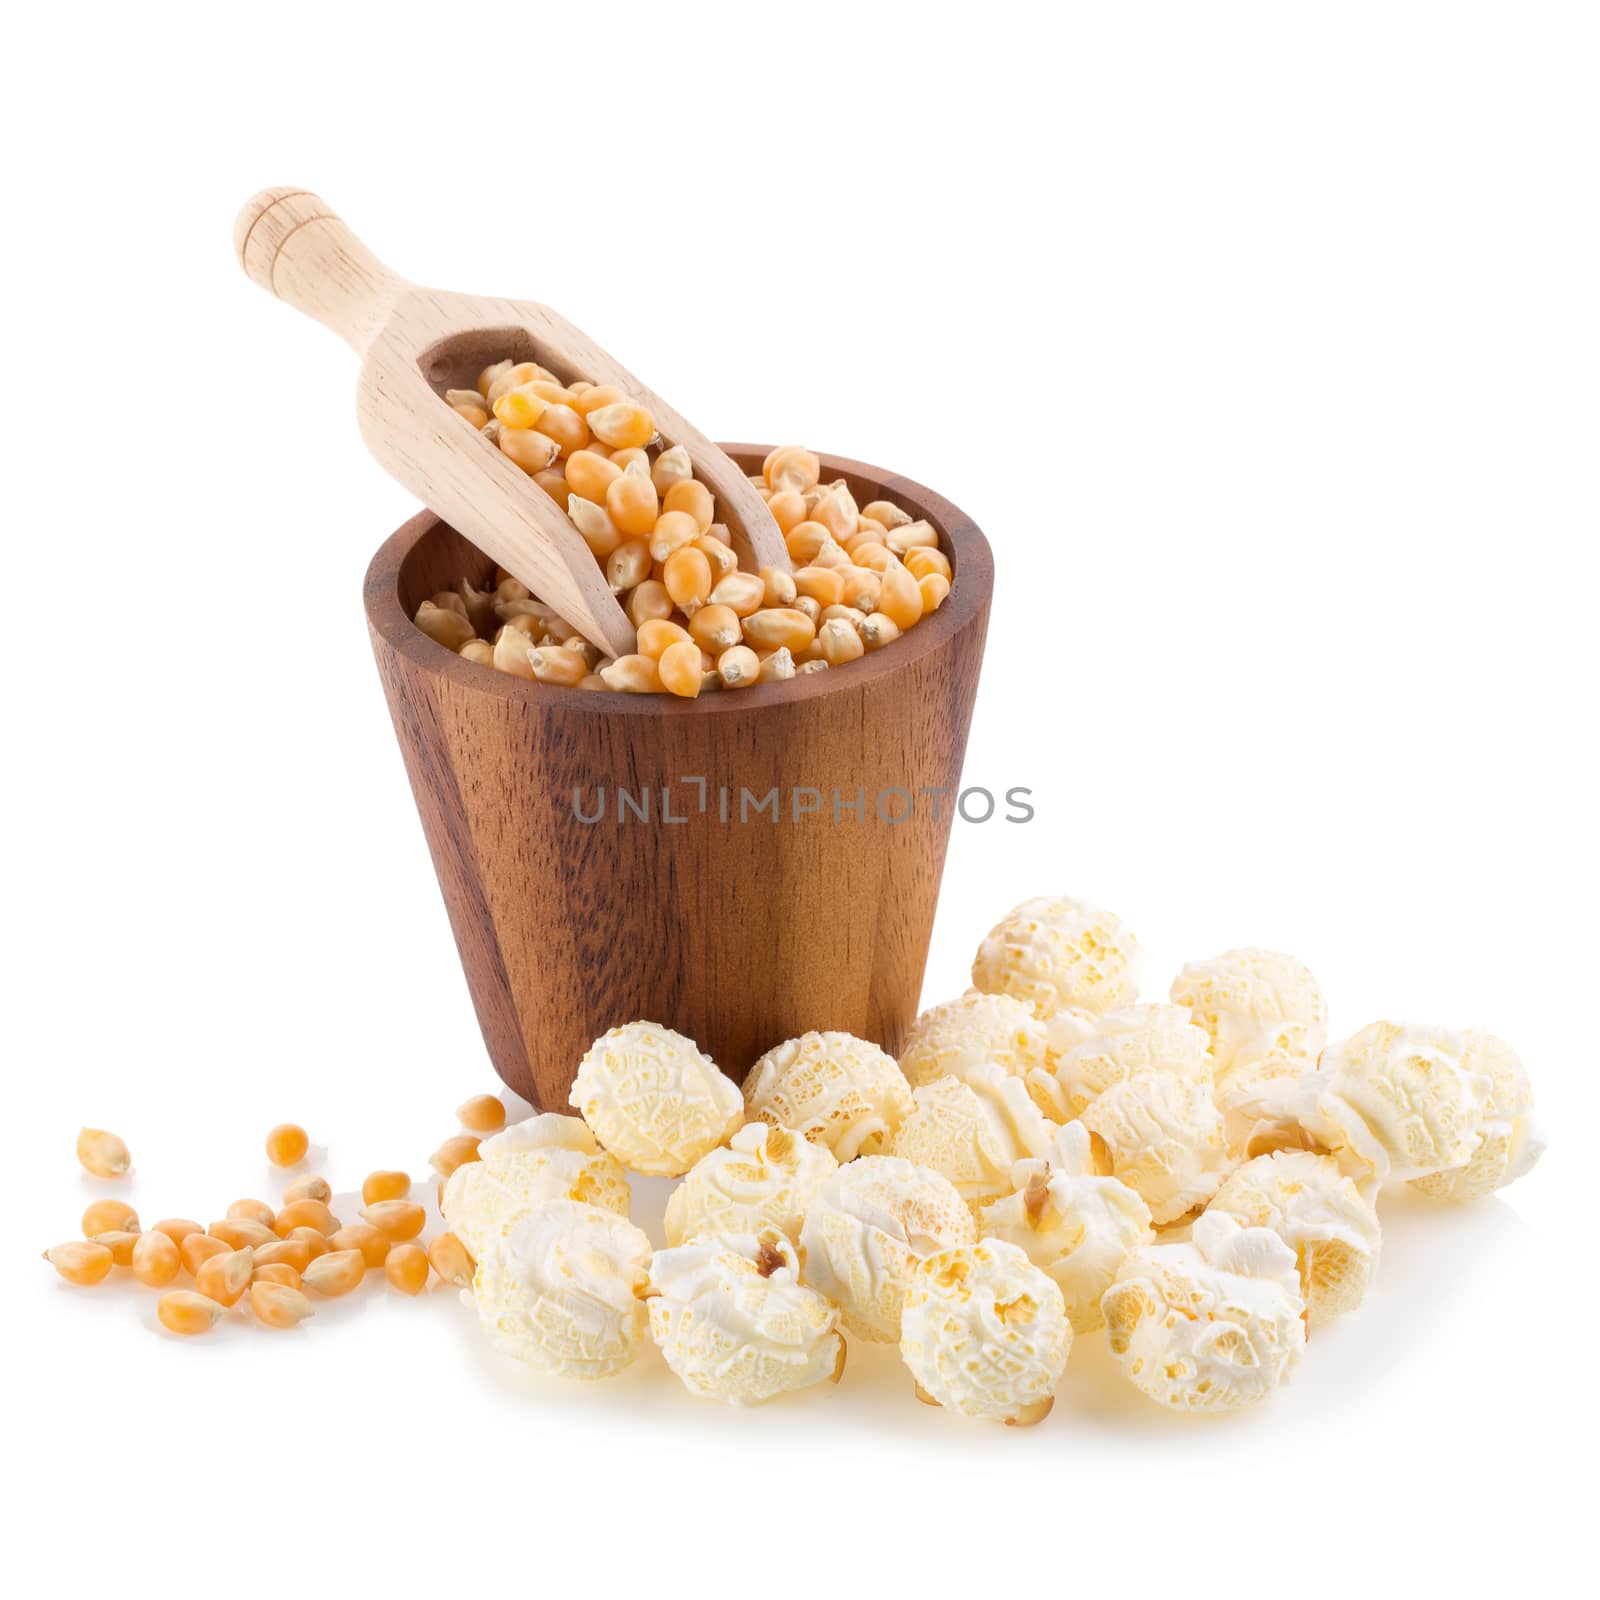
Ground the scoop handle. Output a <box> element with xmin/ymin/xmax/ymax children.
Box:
<box><xmin>234</xmin><ymin>188</ymin><xmax>407</xmax><ymax>355</ymax></box>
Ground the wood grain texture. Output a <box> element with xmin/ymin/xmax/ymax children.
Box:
<box><xmin>365</xmin><ymin>447</ymin><xmax>993</xmax><ymax>1109</ymax></box>
<box><xmin>235</xmin><ymin>187</ymin><xmax>788</xmax><ymax>660</ymax></box>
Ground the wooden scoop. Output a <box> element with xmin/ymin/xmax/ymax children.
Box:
<box><xmin>234</xmin><ymin>188</ymin><xmax>789</xmax><ymax>659</ymax></box>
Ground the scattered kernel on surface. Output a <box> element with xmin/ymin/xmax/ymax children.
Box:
<box><xmin>250</xmin><ymin>1281</ymin><xmax>316</xmax><ymax>1329</ymax></box>
<box><xmin>359</xmin><ymin>1200</ymin><xmax>426</xmax><ymax>1241</ymax></box>
<box><xmin>329</xmin><ymin>1223</ymin><xmax>391</xmax><ymax>1268</ymax></box>
<box><xmin>152</xmin><ymin>1218</ymin><xmax>203</xmax><ymax>1247</ymax></box>
<box><xmin>253</xmin><ymin>1237</ymin><xmax>314</xmax><ymax>1273</ymax></box>
<box><xmin>252</xmin><ymin>1262</ymin><xmax>301</xmax><ymax>1288</ymax></box>
<box><xmin>44</xmin><ymin>1241</ymin><xmax>115</xmax><ymax>1286</ymax></box>
<box><xmin>384</xmin><ymin>1242</ymin><xmax>429</xmax><ymax>1295</ymax></box>
<box><xmin>81</xmin><ymin>1198</ymin><xmax>139</xmax><ymax>1238</ymax></box>
<box><xmin>287</xmin><ymin>1226</ymin><xmax>332</xmax><ymax>1261</ymax></box>
<box><xmin>195</xmin><ymin>1247</ymin><xmax>254</xmax><ymax>1308</ymax></box>
<box><xmin>362</xmin><ymin>1171</ymin><xmax>411</xmax><ymax>1206</ymax></box>
<box><xmin>273</xmin><ymin>1199</ymin><xmax>339</xmax><ymax>1238</ymax></box>
<box><xmin>428</xmin><ymin>1232</ymin><xmax>475</xmax><ymax>1288</ymax></box>
<box><xmin>91</xmin><ymin>1231</ymin><xmax>140</xmax><ymax>1266</ymax></box>
<box><xmin>158</xmin><ymin>1290</ymin><xmax>226</xmax><ymax>1336</ymax></box>
<box><xmin>302</xmin><ymin>1250</ymin><xmax>366</xmax><ymax>1297</ymax></box>
<box><xmin>265</xmin><ymin>1124</ymin><xmax>310</xmax><ymax>1168</ymax></box>
<box><xmin>226</xmin><ymin>1197</ymin><xmax>276</xmax><ymax>1229</ymax></box>
<box><xmin>429</xmin><ymin>1134</ymin><xmax>481</xmax><ymax>1179</ymax></box>
<box><xmin>457</xmin><ymin>1094</ymin><xmax>507</xmax><ymax>1135</ymax></box>
<box><xmin>209</xmin><ymin>1218</ymin><xmax>276</xmax><ymax>1251</ymax></box>
<box><xmin>76</xmin><ymin>1128</ymin><xmax>131</xmax><ymax>1179</ymax></box>
<box><xmin>131</xmin><ymin>1229</ymin><xmax>182</xmax><ymax>1287</ymax></box>
<box><xmin>282</xmin><ymin>1175</ymin><xmax>332</xmax><ymax>1207</ymax></box>
<box><xmin>180</xmin><ymin>1233</ymin><xmax>230</xmax><ymax>1276</ymax></box>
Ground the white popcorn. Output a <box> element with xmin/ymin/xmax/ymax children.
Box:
<box><xmin>471</xmin><ymin>1200</ymin><xmax>653</xmax><ymax>1380</ymax></box>
<box><xmin>889</xmin><ymin>1064</ymin><xmax>1058</xmax><ymax>1211</ymax></box>
<box><xmin>971</xmin><ymin>895</ymin><xmax>1142</xmax><ymax>1020</ymax></box>
<box><xmin>663</xmin><ymin>1122</ymin><xmax>837</xmax><ymax>1247</ymax></box>
<box><xmin>900</xmin><ymin>1239</ymin><xmax>1072</xmax><ymax>1425</ymax></box>
<box><xmin>1029</xmin><ymin>1004</ymin><xmax>1211</xmax><ymax>1122</ymax></box>
<box><xmin>1079</xmin><ymin>1069</ymin><xmax>1231</xmax><ymax>1224</ymax></box>
<box><xmin>441</xmin><ymin>1113</ymin><xmax>631</xmax><ymax>1264</ymax></box>
<box><xmin>1409</xmin><ymin>1030</ymin><xmax>1546</xmax><ymax>1201</ymax></box>
<box><xmin>1206</xmin><ymin>1151</ymin><xmax>1381</xmax><ymax>1323</ymax></box>
<box><xmin>1170</xmin><ymin>946</ymin><xmax>1329</xmax><ymax>1086</ymax></box>
<box><xmin>1101</xmin><ymin>1210</ymin><xmax>1306</xmax><ymax>1413</ymax></box>
<box><xmin>799</xmin><ymin>1155</ymin><xmax>976</xmax><ymax>1342</ymax></box>
<box><xmin>647</xmin><ymin>1231</ymin><xmax>845</xmax><ymax>1406</ymax></box>
<box><xmin>569</xmin><ymin>1021</ymin><xmax>744</xmax><ymax>1177</ymax></box>
<box><xmin>742</xmin><ymin>1031</ymin><xmax>914</xmax><ymax>1162</ymax></box>
<box><xmin>976</xmin><ymin>1122</ymin><xmax>1153</xmax><ymax>1333</ymax></box>
<box><xmin>897</xmin><ymin>992</ymin><xmax>1050</xmax><ymax>1089</ymax></box>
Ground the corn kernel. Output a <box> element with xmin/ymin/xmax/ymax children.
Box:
<box><xmin>688</xmin><ymin>605</ymin><xmax>742</xmax><ymax>654</ymax></box>
<box><xmin>758</xmin><ymin>647</ymin><xmax>796</xmax><ymax>682</ymax></box>
<box><xmin>492</xmin><ymin>383</ymin><xmax>548</xmax><ymax>429</ymax></box>
<box><xmin>695</xmin><ymin>535</ymin><xmax>738</xmax><ymax>579</ymax></box>
<box><xmin>132</xmin><ymin>1229</ymin><xmax>181</xmax><ymax>1286</ymax></box>
<box><xmin>817</xmin><ymin>617</ymin><xmax>867</xmax><ymax>665</ymax></box>
<box><xmin>302</xmin><ymin>1250</ymin><xmax>366</xmax><ymax>1297</ymax></box>
<box><xmin>651</xmin><ymin>444</ymin><xmax>693</xmax><ymax>495</ymax></box>
<box><xmin>90</xmin><ymin>1230</ymin><xmax>138</xmax><ymax>1266</ymax></box>
<box><xmin>195</xmin><ymin>1246</ymin><xmax>254</xmax><ymax>1308</ymax></box>
<box><xmin>573</xmin><ymin>384</ymin><xmax>626</xmax><ymax>416</ymax></box>
<box><xmin>273</xmin><ymin>1199</ymin><xmax>339</xmax><ymax>1238</ymax></box>
<box><xmin>765</xmin><ymin>446</ymin><xmax>821</xmax><ymax>494</ymax></box>
<box><xmin>282</xmin><ymin>1175</ymin><xmax>332</xmax><ymax>1207</ymax></box>
<box><xmin>180</xmin><ymin>1233</ymin><xmax>230</xmax><ymax>1276</ymax></box>
<box><xmin>82</xmin><ymin>1198</ymin><xmax>139</xmax><ymax>1238</ymax></box>
<box><xmin>428</xmin><ymin>1232</ymin><xmax>476</xmax><ymax>1288</ymax></box>
<box><xmin>658</xmin><ymin>640</ymin><xmax>704</xmax><ymax>699</ymax></box>
<box><xmin>209</xmin><ymin>1218</ymin><xmax>276</xmax><ymax>1251</ymax></box>
<box><xmin>714</xmin><ymin>644</ymin><xmax>761</xmax><ymax>689</ymax></box>
<box><xmin>362</xmin><ymin>1171</ymin><xmax>411</xmax><ymax>1206</ymax></box>
<box><xmin>860</xmin><ymin>612</ymin><xmax>902</xmax><ymax>651</ymax></box>
<box><xmin>709</xmin><ymin>571</ymin><xmax>765</xmax><ymax>617</ymax></box>
<box><xmin>75</xmin><ymin>1127</ymin><xmax>131</xmax><ymax>1179</ymax></box>
<box><xmin>605</xmin><ymin>469</ymin><xmax>659</xmax><ymax>536</ymax></box>
<box><xmin>226</xmin><ymin>1197</ymin><xmax>277</xmax><ymax>1229</ymax></box>
<box><xmin>605</xmin><ymin>538</ymin><xmax>651</xmax><ymax>593</ymax></box>
<box><xmin>499</xmin><ymin>427</ymin><xmax>562</xmax><ymax>476</ymax></box>
<box><xmin>288</xmin><ymin>1227</ymin><xmax>332</xmax><ymax>1261</ymax></box>
<box><xmin>905</xmin><ymin>547</ymin><xmax>952</xmax><ymax>583</ymax></box>
<box><xmin>793</xmin><ymin>566</ymin><xmax>845</xmax><ymax>607</ymax></box>
<box><xmin>252</xmin><ymin>1262</ymin><xmax>301</xmax><ymax>1289</ymax></box>
<box><xmin>451</xmin><ymin>401</ymin><xmax>490</xmax><ymax>428</ymax></box>
<box><xmin>385</xmin><ymin>1243</ymin><xmax>430</xmax><ymax>1295</ymax></box>
<box><xmin>877</xmin><ymin>563</ymin><xmax>923</xmax><ymax>629</ymax></box>
<box><xmin>785</xmin><ymin>521</ymin><xmax>831</xmax><ymax>564</ymax></box>
<box><xmin>360</xmin><ymin>1200</ymin><xmax>426</xmax><ymax>1241</ymax></box>
<box><xmin>636</xmin><ymin>618</ymin><xmax>695</xmax><ymax>660</ymax></box>
<box><xmin>663</xmin><ymin>547</ymin><xmax>713</xmax><ymax>609</ymax></box>
<box><xmin>849</xmin><ymin>541</ymin><xmax>893</xmax><ymax>573</ymax></box>
<box><xmin>567</xmin><ymin>494</ymin><xmax>624</xmax><ymax>559</ymax></box>
<box><xmin>919</xmin><ymin>573</ymin><xmax>951</xmax><ymax>613</ymax></box>
<box><xmin>429</xmin><ymin>1134</ymin><xmax>481</xmax><ymax>1179</ymax></box>
<box><xmin>329</xmin><ymin>1223</ymin><xmax>391</xmax><ymax>1269</ymax></box>
<box><xmin>250</xmin><ymin>1281</ymin><xmax>316</xmax><ymax>1329</ymax></box>
<box><xmin>663</xmin><ymin>479</ymin><xmax>714</xmax><ymax>533</ymax></box>
<box><xmin>253</xmin><ymin>1237</ymin><xmax>314</xmax><ymax>1273</ymax></box>
<box><xmin>888</xmin><ymin>519</ymin><xmax>939</xmax><ymax>555</ymax></box>
<box><xmin>743</xmin><ymin>608</ymin><xmax>817</xmax><ymax>652</ymax></box>
<box><xmin>477</xmin><ymin>360</ymin><xmax>513</xmax><ymax>399</ymax></box>
<box><xmin>44</xmin><ymin>1240</ymin><xmax>114</xmax><ymax>1285</ymax></box>
<box><xmin>152</xmin><ymin>1218</ymin><xmax>203</xmax><ymax>1248</ymax></box>
<box><xmin>265</xmin><ymin>1124</ymin><xmax>309</xmax><ymax>1168</ymax></box>
<box><xmin>528</xmin><ymin>646</ymin><xmax>588</xmax><ymax>687</ymax></box>
<box><xmin>586</xmin><ymin>402</ymin><xmax>655</xmax><ymax>450</ymax></box>
<box><xmin>158</xmin><ymin>1290</ymin><xmax>225</xmax><ymax>1336</ymax></box>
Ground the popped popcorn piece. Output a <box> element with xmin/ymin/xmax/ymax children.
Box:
<box><xmin>1030</xmin><ymin>1004</ymin><xmax>1211</xmax><ymax>1122</ymax></box>
<box><xmin>1206</xmin><ymin>1150</ymin><xmax>1381</xmax><ymax>1322</ymax></box>
<box><xmin>1101</xmin><ymin>1210</ymin><xmax>1306</xmax><ymax>1413</ymax></box>
<box><xmin>900</xmin><ymin>1239</ymin><xmax>1072</xmax><ymax>1425</ymax></box>
<box><xmin>897</xmin><ymin>992</ymin><xmax>1050</xmax><ymax>1089</ymax></box>
<box><xmin>569</xmin><ymin>1021</ymin><xmax>744</xmax><ymax>1177</ymax></box>
<box><xmin>971</xmin><ymin>895</ymin><xmax>1141</xmax><ymax>1020</ymax></box>
<box><xmin>1409</xmin><ymin>1030</ymin><xmax>1546</xmax><ymax>1201</ymax></box>
<box><xmin>1170</xmin><ymin>946</ymin><xmax>1328</xmax><ymax>1085</ymax></box>
<box><xmin>663</xmin><ymin>1122</ymin><xmax>837</xmax><ymax>1247</ymax></box>
<box><xmin>647</xmin><ymin>1230</ymin><xmax>845</xmax><ymax>1406</ymax></box>
<box><xmin>1079</xmin><ymin>1069</ymin><xmax>1231</xmax><ymax>1224</ymax></box>
<box><xmin>471</xmin><ymin>1200</ymin><xmax>653</xmax><ymax>1379</ymax></box>
<box><xmin>1044</xmin><ymin>1007</ymin><xmax>1100</xmax><ymax>1062</ymax></box>
<box><xmin>889</xmin><ymin>1064</ymin><xmax>1057</xmax><ymax>1210</ymax></box>
<box><xmin>976</xmin><ymin>1122</ymin><xmax>1153</xmax><ymax>1333</ymax></box>
<box><xmin>1303</xmin><ymin>1021</ymin><xmax>1494</xmax><ymax>1185</ymax></box>
<box><xmin>799</xmin><ymin>1155</ymin><xmax>976</xmax><ymax>1342</ymax></box>
<box><xmin>441</xmin><ymin>1113</ymin><xmax>630</xmax><ymax>1264</ymax></box>
<box><xmin>742</xmin><ymin>1031</ymin><xmax>914</xmax><ymax>1162</ymax></box>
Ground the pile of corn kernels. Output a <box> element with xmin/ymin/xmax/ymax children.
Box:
<box><xmin>50</xmin><ymin>893</ymin><xmax>1545</xmax><ymax>1423</ymax></box>
<box><xmin>414</xmin><ymin>359</ymin><xmax>952</xmax><ymax>696</ymax></box>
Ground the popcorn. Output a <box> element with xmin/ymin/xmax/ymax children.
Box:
<box><xmin>889</xmin><ymin>1064</ymin><xmax>1057</xmax><ymax>1211</ymax></box>
<box><xmin>976</xmin><ymin>1122</ymin><xmax>1153</xmax><ymax>1333</ymax></box>
<box><xmin>1170</xmin><ymin>946</ymin><xmax>1328</xmax><ymax>1084</ymax></box>
<box><xmin>1079</xmin><ymin>1069</ymin><xmax>1231</xmax><ymax>1224</ymax></box>
<box><xmin>900</xmin><ymin>1239</ymin><xmax>1072</xmax><ymax>1425</ymax></box>
<box><xmin>1206</xmin><ymin>1151</ymin><xmax>1381</xmax><ymax>1322</ymax></box>
<box><xmin>569</xmin><ymin>1021</ymin><xmax>744</xmax><ymax>1177</ymax></box>
<box><xmin>1029</xmin><ymin>1004</ymin><xmax>1211</xmax><ymax>1122</ymax></box>
<box><xmin>647</xmin><ymin>1230</ymin><xmax>845</xmax><ymax>1406</ymax></box>
<box><xmin>663</xmin><ymin>1122</ymin><xmax>837</xmax><ymax>1247</ymax></box>
<box><xmin>897</xmin><ymin>992</ymin><xmax>1050</xmax><ymax>1090</ymax></box>
<box><xmin>971</xmin><ymin>895</ymin><xmax>1142</xmax><ymax>1021</ymax></box>
<box><xmin>799</xmin><ymin>1155</ymin><xmax>976</xmax><ymax>1342</ymax></box>
<box><xmin>441</xmin><ymin>1113</ymin><xmax>630</xmax><ymax>1264</ymax></box>
<box><xmin>1409</xmin><ymin>1030</ymin><xmax>1546</xmax><ymax>1201</ymax></box>
<box><xmin>471</xmin><ymin>1200</ymin><xmax>653</xmax><ymax>1379</ymax></box>
<box><xmin>742</xmin><ymin>1031</ymin><xmax>914</xmax><ymax>1162</ymax></box>
<box><xmin>1101</xmin><ymin>1210</ymin><xmax>1306</xmax><ymax>1413</ymax></box>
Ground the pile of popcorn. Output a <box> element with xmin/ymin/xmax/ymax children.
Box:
<box><xmin>446</xmin><ymin>895</ymin><xmax>1547</xmax><ymax>1422</ymax></box>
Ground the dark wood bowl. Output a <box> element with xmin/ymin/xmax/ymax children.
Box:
<box><xmin>363</xmin><ymin>446</ymin><xmax>993</xmax><ymax>1107</ymax></box>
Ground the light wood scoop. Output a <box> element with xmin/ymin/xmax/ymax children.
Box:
<box><xmin>235</xmin><ymin>188</ymin><xmax>789</xmax><ymax>659</ymax></box>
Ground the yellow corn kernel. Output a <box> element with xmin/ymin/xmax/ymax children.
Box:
<box><xmin>273</xmin><ymin>1199</ymin><xmax>339</xmax><ymax>1238</ymax></box>
<box><xmin>567</xmin><ymin>494</ymin><xmax>624</xmax><ymax>559</ymax></box>
<box><xmin>758</xmin><ymin>647</ymin><xmax>796</xmax><ymax>683</ymax></box>
<box><xmin>526</xmin><ymin>646</ymin><xmax>586</xmax><ymax>687</ymax></box>
<box><xmin>861</xmin><ymin>499</ymin><xmax>912</xmax><ymax>530</ymax></box>
<box><xmin>489</xmin><ymin>625</ymin><xmax>536</xmax><ymax>681</ymax></box>
<box><xmin>887</xmin><ymin>519</ymin><xmax>939</xmax><ymax>556</ymax></box>
<box><xmin>302</xmin><ymin>1250</ymin><xmax>366</xmax><ymax>1297</ymax></box>
<box><xmin>209</xmin><ymin>1218</ymin><xmax>276</xmax><ymax>1251</ymax></box>
<box><xmin>785</xmin><ymin>521</ymin><xmax>831</xmax><ymax>565</ymax></box>
<box><xmin>459</xmin><ymin>639</ymin><xmax>493</xmax><ymax>666</ymax></box>
<box><xmin>626</xmin><ymin>582</ymin><xmax>673</xmax><ymax>630</ymax></box>
<box><xmin>282</xmin><ymin>1175</ymin><xmax>332</xmax><ymax>1207</ymax></box>
<box><xmin>487</xmin><ymin>362</ymin><xmax>548</xmax><ymax>403</ymax></box>
<box><xmin>195</xmin><ymin>1247</ymin><xmax>254</xmax><ymax>1308</ymax></box>
<box><xmin>637</xmin><ymin>618</ymin><xmax>695</xmax><ymax>660</ymax></box>
<box><xmin>651</xmin><ymin>444</ymin><xmax>693</xmax><ymax>495</ymax></box>
<box><xmin>753</xmin><ymin>569</ymin><xmax>793</xmax><ymax>611</ymax></box>
<box><xmin>657</xmin><ymin>640</ymin><xmax>704</xmax><ymax>699</ymax></box>
<box><xmin>904</xmin><ymin>547</ymin><xmax>952</xmax><ymax>583</ymax></box>
<box><xmin>329</xmin><ymin>1223</ymin><xmax>391</xmax><ymax>1269</ymax></box>
<box><xmin>499</xmin><ymin>427</ymin><xmax>562</xmax><ymax>476</ymax></box>
<box><xmin>90</xmin><ymin>1231</ymin><xmax>138</xmax><ymax>1267</ymax></box>
<box><xmin>385</xmin><ymin>1243</ymin><xmax>430</xmax><ymax>1295</ymax></box>
<box><xmin>838</xmin><ymin>567</ymin><xmax>883</xmax><ymax>614</ymax></box>
<box><xmin>712</xmin><ymin>644</ymin><xmax>759</xmax><ymax>689</ymax></box>
<box><xmin>131</xmin><ymin>1228</ymin><xmax>181</xmax><ymax>1286</ymax></box>
<box><xmin>689</xmin><ymin>605</ymin><xmax>742</xmax><ymax>654</ymax></box>
<box><xmin>792</xmin><ymin>595</ymin><xmax>821</xmax><ymax>626</ymax></box>
<box><xmin>288</xmin><ymin>1227</ymin><xmax>332</xmax><ymax>1262</ymax></box>
<box><xmin>764</xmin><ymin>446</ymin><xmax>821</xmax><ymax>494</ymax></box>
<box><xmin>606</xmin><ymin>447</ymin><xmax>648</xmax><ymax>475</ymax></box>
<box><xmin>848</xmin><ymin>541</ymin><xmax>893</xmax><ymax>573</ymax></box>
<box><xmin>767</xmin><ymin>489</ymin><xmax>808</xmax><ymax>534</ymax></box>
<box><xmin>600</xmin><ymin>653</ymin><xmax>663</xmax><ymax>694</ymax></box>
<box><xmin>227</xmin><ymin>1197</ymin><xmax>277</xmax><ymax>1229</ymax></box>
<box><xmin>742</xmin><ymin>608</ymin><xmax>817</xmax><ymax>653</ymax></box>
<box><xmin>877</xmin><ymin>563</ymin><xmax>924</xmax><ymax>630</ymax></box>
<box><xmin>860</xmin><ymin>612</ymin><xmax>902</xmax><ymax>651</ymax></box>
<box><xmin>477</xmin><ymin>359</ymin><xmax>513</xmax><ymax>399</ymax></box>
<box><xmin>265</xmin><ymin>1124</ymin><xmax>309</xmax><ymax>1168</ymax></box>
<box><xmin>429</xmin><ymin>1135</ymin><xmax>481</xmax><ymax>1180</ymax></box>
<box><xmin>811</xmin><ymin>487</ymin><xmax>858</xmax><ymax>543</ymax></box>
<box><xmin>360</xmin><ymin>1200</ymin><xmax>427</xmax><ymax>1242</ymax></box>
<box><xmin>81</xmin><ymin>1198</ymin><xmax>139</xmax><ymax>1238</ymax></box>
<box><xmin>663</xmin><ymin>547</ymin><xmax>713</xmax><ymax>609</ymax></box>
<box><xmin>252</xmin><ymin>1262</ymin><xmax>301</xmax><ymax>1289</ymax></box>
<box><xmin>492</xmin><ymin>384</ymin><xmax>548</xmax><ymax>429</ymax></box>
<box><xmin>566</xmin><ymin>449</ymin><xmax>622</xmax><ymax>504</ymax></box>
<box><xmin>445</xmin><ymin>388</ymin><xmax>485</xmax><ymax>412</ymax></box>
<box><xmin>573</xmin><ymin>383</ymin><xmax>626</xmax><ymax>417</ymax></box>
<box><xmin>919</xmin><ymin>573</ymin><xmax>951</xmax><ymax>613</ymax></box>
<box><xmin>604</xmin><ymin>538</ymin><xmax>651</xmax><ymax>594</ymax></box>
<box><xmin>663</xmin><ymin>479</ymin><xmax>714</xmax><ymax>533</ymax></box>
<box><xmin>428</xmin><ymin>1232</ymin><xmax>476</xmax><ymax>1289</ymax></box>
<box><xmin>44</xmin><ymin>1240</ymin><xmax>115</xmax><ymax>1285</ymax></box>
<box><xmin>854</xmin><ymin>517</ymin><xmax>888</xmax><ymax>543</ymax></box>
<box><xmin>158</xmin><ymin>1290</ymin><xmax>226</xmax><ymax>1336</ymax></box>
<box><xmin>415</xmin><ymin>601</ymin><xmax>476</xmax><ymax>652</ymax></box>
<box><xmin>817</xmin><ymin>617</ymin><xmax>866</xmax><ymax>665</ymax></box>
<box><xmin>451</xmin><ymin>402</ymin><xmax>490</xmax><ymax>429</ymax></box>
<box><xmin>578</xmin><ymin>673</ymin><xmax>609</xmax><ymax>691</ymax></box>
<box><xmin>647</xmin><ymin>509</ymin><xmax>700</xmax><ymax>564</ymax></box>
<box><xmin>709</xmin><ymin>571</ymin><xmax>765</xmax><ymax>618</ymax></box>
<box><xmin>811</xmin><ymin>539</ymin><xmax>852</xmax><ymax>572</ymax></box>
<box><xmin>793</xmin><ymin>566</ymin><xmax>845</xmax><ymax>608</ymax></box>
<box><xmin>586</xmin><ymin>402</ymin><xmax>655</xmax><ymax>450</ymax></box>
<box><xmin>533</xmin><ymin>469</ymin><xmax>571</xmax><ymax>506</ymax></box>
<box><xmin>152</xmin><ymin>1218</ymin><xmax>204</xmax><ymax>1248</ymax></box>
<box><xmin>536</xmin><ymin>403</ymin><xmax>590</xmax><ymax>456</ymax></box>
<box><xmin>180</xmin><ymin>1233</ymin><xmax>231</xmax><ymax>1276</ymax></box>
<box><xmin>75</xmin><ymin>1127</ymin><xmax>132</xmax><ymax>1179</ymax></box>
<box><xmin>693</xmin><ymin>536</ymin><xmax>736</xmax><ymax>580</ymax></box>
<box><xmin>250</xmin><ymin>1281</ymin><xmax>316</xmax><ymax>1329</ymax></box>
<box><xmin>362</xmin><ymin>1171</ymin><xmax>411</xmax><ymax>1206</ymax></box>
<box><xmin>253</xmin><ymin>1237</ymin><xmax>314</xmax><ymax>1273</ymax></box>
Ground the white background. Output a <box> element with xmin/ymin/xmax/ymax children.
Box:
<box><xmin>6</xmin><ymin>3</ymin><xmax>1595</xmax><ymax>1594</ymax></box>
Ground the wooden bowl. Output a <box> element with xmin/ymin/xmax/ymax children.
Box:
<box><xmin>364</xmin><ymin>446</ymin><xmax>993</xmax><ymax>1108</ymax></box>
